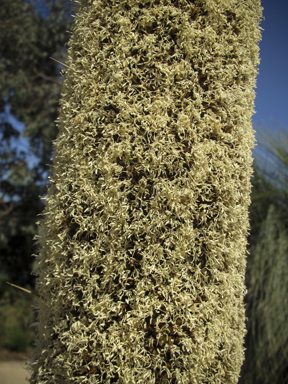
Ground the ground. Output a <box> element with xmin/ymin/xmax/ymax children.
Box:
<box><xmin>0</xmin><ymin>349</ymin><xmax>32</xmax><ymax>384</ymax></box>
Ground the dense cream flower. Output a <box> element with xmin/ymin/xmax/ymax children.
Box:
<box><xmin>30</xmin><ymin>0</ymin><xmax>262</xmax><ymax>383</ymax></box>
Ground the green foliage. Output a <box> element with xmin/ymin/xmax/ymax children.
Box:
<box><xmin>0</xmin><ymin>0</ymin><xmax>74</xmax><ymax>286</ymax></box>
<box><xmin>0</xmin><ymin>274</ymin><xmax>36</xmax><ymax>353</ymax></box>
<box><xmin>0</xmin><ymin>0</ymin><xmax>73</xmax><ymax>159</ymax></box>
<box><xmin>0</xmin><ymin>0</ymin><xmax>75</xmax><ymax>360</ymax></box>
<box><xmin>240</xmin><ymin>125</ymin><xmax>288</xmax><ymax>384</ymax></box>
<box><xmin>4</xmin><ymin>325</ymin><xmax>31</xmax><ymax>352</ymax></box>
<box><xmin>0</xmin><ymin>194</ymin><xmax>43</xmax><ymax>285</ymax></box>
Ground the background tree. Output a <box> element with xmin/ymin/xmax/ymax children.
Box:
<box><xmin>29</xmin><ymin>0</ymin><xmax>262</xmax><ymax>382</ymax></box>
<box><xmin>0</xmin><ymin>0</ymin><xmax>75</xmax><ymax>354</ymax></box>
<box><xmin>0</xmin><ymin>0</ymin><xmax>74</xmax><ymax>286</ymax></box>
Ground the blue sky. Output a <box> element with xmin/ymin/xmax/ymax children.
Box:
<box><xmin>253</xmin><ymin>0</ymin><xmax>288</xmax><ymax>130</ymax></box>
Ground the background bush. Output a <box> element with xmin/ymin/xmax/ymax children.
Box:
<box><xmin>0</xmin><ymin>274</ymin><xmax>36</xmax><ymax>353</ymax></box>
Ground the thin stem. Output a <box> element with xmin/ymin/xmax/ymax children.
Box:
<box><xmin>50</xmin><ymin>57</ymin><xmax>77</xmax><ymax>73</ymax></box>
<box><xmin>6</xmin><ymin>282</ymin><xmax>40</xmax><ymax>298</ymax></box>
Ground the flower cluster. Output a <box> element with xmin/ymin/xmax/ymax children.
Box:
<box><xmin>30</xmin><ymin>0</ymin><xmax>262</xmax><ymax>383</ymax></box>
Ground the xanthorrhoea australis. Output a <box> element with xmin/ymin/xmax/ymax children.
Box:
<box><xmin>30</xmin><ymin>0</ymin><xmax>262</xmax><ymax>383</ymax></box>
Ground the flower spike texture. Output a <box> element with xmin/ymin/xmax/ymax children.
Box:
<box><xmin>30</xmin><ymin>0</ymin><xmax>262</xmax><ymax>383</ymax></box>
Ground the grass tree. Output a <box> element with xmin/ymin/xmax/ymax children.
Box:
<box><xmin>29</xmin><ymin>0</ymin><xmax>262</xmax><ymax>382</ymax></box>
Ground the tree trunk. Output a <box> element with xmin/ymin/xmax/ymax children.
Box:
<box><xmin>30</xmin><ymin>0</ymin><xmax>262</xmax><ymax>383</ymax></box>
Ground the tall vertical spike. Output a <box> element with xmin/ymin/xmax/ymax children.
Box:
<box><xmin>30</xmin><ymin>1</ymin><xmax>262</xmax><ymax>383</ymax></box>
